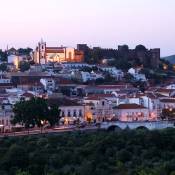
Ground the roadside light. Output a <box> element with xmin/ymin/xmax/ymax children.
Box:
<box><xmin>169</xmin><ymin>108</ymin><xmax>173</xmax><ymax>112</ymax></box>
<box><xmin>41</xmin><ymin>120</ymin><xmax>44</xmax><ymax>125</ymax></box>
<box><xmin>65</xmin><ymin>118</ymin><xmax>68</xmax><ymax>125</ymax></box>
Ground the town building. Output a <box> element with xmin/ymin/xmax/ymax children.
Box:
<box><xmin>113</xmin><ymin>104</ymin><xmax>149</xmax><ymax>121</ymax></box>
<box><xmin>84</xmin><ymin>95</ymin><xmax>114</xmax><ymax>122</ymax></box>
<box><xmin>99</xmin><ymin>66</ymin><xmax>124</xmax><ymax>81</ymax></box>
<box><xmin>59</xmin><ymin>100</ymin><xmax>85</xmax><ymax>125</ymax></box>
<box><xmin>159</xmin><ymin>98</ymin><xmax>175</xmax><ymax>110</ymax></box>
<box><xmin>40</xmin><ymin>78</ymin><xmax>56</xmax><ymax>91</ymax></box>
<box><xmin>72</xmin><ymin>71</ymin><xmax>104</xmax><ymax>83</ymax></box>
<box><xmin>33</xmin><ymin>40</ymin><xmax>84</xmax><ymax>64</ymax></box>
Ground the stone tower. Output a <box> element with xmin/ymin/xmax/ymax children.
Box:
<box><xmin>38</xmin><ymin>39</ymin><xmax>46</xmax><ymax>64</ymax></box>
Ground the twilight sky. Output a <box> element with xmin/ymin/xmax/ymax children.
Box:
<box><xmin>0</xmin><ymin>0</ymin><xmax>174</xmax><ymax>56</ymax></box>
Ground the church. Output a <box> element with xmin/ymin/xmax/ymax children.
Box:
<box><xmin>34</xmin><ymin>40</ymin><xmax>84</xmax><ymax>64</ymax></box>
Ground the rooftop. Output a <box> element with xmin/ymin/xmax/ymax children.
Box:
<box><xmin>114</xmin><ymin>104</ymin><xmax>146</xmax><ymax>110</ymax></box>
<box><xmin>85</xmin><ymin>94</ymin><xmax>116</xmax><ymax>100</ymax></box>
<box><xmin>160</xmin><ymin>98</ymin><xmax>175</xmax><ymax>103</ymax></box>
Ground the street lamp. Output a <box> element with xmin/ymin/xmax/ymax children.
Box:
<box><xmin>0</xmin><ymin>124</ymin><xmax>4</xmax><ymax>134</ymax></box>
<box><xmin>40</xmin><ymin>120</ymin><xmax>44</xmax><ymax>133</ymax></box>
<box><xmin>169</xmin><ymin>108</ymin><xmax>173</xmax><ymax>112</ymax></box>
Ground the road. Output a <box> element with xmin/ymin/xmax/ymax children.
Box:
<box><xmin>0</xmin><ymin>126</ymin><xmax>98</xmax><ymax>138</ymax></box>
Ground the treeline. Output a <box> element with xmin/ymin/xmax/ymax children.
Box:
<box><xmin>0</xmin><ymin>129</ymin><xmax>175</xmax><ymax>175</ymax></box>
<box><xmin>0</xmin><ymin>48</ymin><xmax>33</xmax><ymax>62</ymax></box>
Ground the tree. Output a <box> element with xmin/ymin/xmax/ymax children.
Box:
<box><xmin>104</xmin><ymin>73</ymin><xmax>115</xmax><ymax>83</ymax></box>
<box><xmin>95</xmin><ymin>78</ymin><xmax>105</xmax><ymax>85</ymax></box>
<box><xmin>19</xmin><ymin>61</ymin><xmax>30</xmax><ymax>72</ymax></box>
<box><xmin>17</xmin><ymin>48</ymin><xmax>33</xmax><ymax>56</ymax></box>
<box><xmin>114</xmin><ymin>58</ymin><xmax>132</xmax><ymax>70</ymax></box>
<box><xmin>89</xmin><ymin>48</ymin><xmax>102</xmax><ymax>64</ymax></box>
<box><xmin>2</xmin><ymin>144</ymin><xmax>28</xmax><ymax>171</ymax></box>
<box><xmin>0</xmin><ymin>50</ymin><xmax>7</xmax><ymax>62</ymax></box>
<box><xmin>47</xmin><ymin>105</ymin><xmax>60</xmax><ymax>127</ymax></box>
<box><xmin>124</xmin><ymin>73</ymin><xmax>134</xmax><ymax>83</ymax></box>
<box><xmin>0</xmin><ymin>63</ymin><xmax>7</xmax><ymax>72</ymax></box>
<box><xmin>11</xmin><ymin>98</ymin><xmax>60</xmax><ymax>129</ymax></box>
<box><xmin>16</xmin><ymin>170</ymin><xmax>31</xmax><ymax>175</ymax></box>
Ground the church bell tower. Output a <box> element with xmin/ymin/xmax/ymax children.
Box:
<box><xmin>38</xmin><ymin>39</ymin><xmax>46</xmax><ymax>64</ymax></box>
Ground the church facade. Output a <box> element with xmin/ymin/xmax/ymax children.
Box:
<box><xmin>34</xmin><ymin>40</ymin><xmax>84</xmax><ymax>64</ymax></box>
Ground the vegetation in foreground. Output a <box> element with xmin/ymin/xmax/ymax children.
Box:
<box><xmin>0</xmin><ymin>129</ymin><xmax>175</xmax><ymax>175</ymax></box>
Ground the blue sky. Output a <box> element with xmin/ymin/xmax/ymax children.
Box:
<box><xmin>0</xmin><ymin>0</ymin><xmax>175</xmax><ymax>56</ymax></box>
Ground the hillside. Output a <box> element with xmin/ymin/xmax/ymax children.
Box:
<box><xmin>162</xmin><ymin>55</ymin><xmax>175</xmax><ymax>64</ymax></box>
<box><xmin>1</xmin><ymin>129</ymin><xmax>175</xmax><ymax>175</ymax></box>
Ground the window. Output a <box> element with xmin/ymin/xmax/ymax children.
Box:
<box><xmin>68</xmin><ymin>110</ymin><xmax>71</xmax><ymax>117</ymax></box>
<box><xmin>73</xmin><ymin>110</ymin><xmax>77</xmax><ymax>117</ymax></box>
<box><xmin>79</xmin><ymin>110</ymin><xmax>82</xmax><ymax>117</ymax></box>
<box><xmin>69</xmin><ymin>52</ymin><xmax>72</xmax><ymax>59</ymax></box>
<box><xmin>102</xmin><ymin>101</ymin><xmax>105</xmax><ymax>106</ymax></box>
<box><xmin>62</xmin><ymin>111</ymin><xmax>65</xmax><ymax>117</ymax></box>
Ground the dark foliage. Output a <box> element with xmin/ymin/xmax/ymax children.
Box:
<box><xmin>0</xmin><ymin>50</ymin><xmax>7</xmax><ymax>62</ymax></box>
<box><xmin>11</xmin><ymin>98</ymin><xmax>60</xmax><ymax>129</ymax></box>
<box><xmin>0</xmin><ymin>129</ymin><xmax>175</xmax><ymax>175</ymax></box>
<box><xmin>0</xmin><ymin>63</ymin><xmax>8</xmax><ymax>72</ymax></box>
<box><xmin>19</xmin><ymin>61</ymin><xmax>30</xmax><ymax>72</ymax></box>
<box><xmin>17</xmin><ymin>48</ymin><xmax>33</xmax><ymax>56</ymax></box>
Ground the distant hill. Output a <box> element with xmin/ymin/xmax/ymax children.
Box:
<box><xmin>161</xmin><ymin>55</ymin><xmax>175</xmax><ymax>64</ymax></box>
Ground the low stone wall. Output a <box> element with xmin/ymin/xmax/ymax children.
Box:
<box><xmin>101</xmin><ymin>120</ymin><xmax>175</xmax><ymax>130</ymax></box>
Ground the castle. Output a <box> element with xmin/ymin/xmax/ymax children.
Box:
<box><xmin>77</xmin><ymin>44</ymin><xmax>160</xmax><ymax>69</ymax></box>
<box><xmin>34</xmin><ymin>40</ymin><xmax>84</xmax><ymax>64</ymax></box>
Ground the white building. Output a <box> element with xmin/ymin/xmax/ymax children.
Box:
<box><xmin>113</xmin><ymin>104</ymin><xmax>149</xmax><ymax>122</ymax></box>
<box><xmin>0</xmin><ymin>74</ymin><xmax>11</xmax><ymax>84</ymax></box>
<box><xmin>100</xmin><ymin>66</ymin><xmax>124</xmax><ymax>80</ymax></box>
<box><xmin>128</xmin><ymin>68</ymin><xmax>146</xmax><ymax>81</ymax></box>
<box><xmin>7</xmin><ymin>55</ymin><xmax>20</xmax><ymax>69</ymax></box>
<box><xmin>62</xmin><ymin>63</ymin><xmax>94</xmax><ymax>70</ymax></box>
<box><xmin>0</xmin><ymin>111</ymin><xmax>13</xmax><ymax>132</ymax></box>
<box><xmin>166</xmin><ymin>84</ymin><xmax>175</xmax><ymax>89</ymax></box>
<box><xmin>73</xmin><ymin>71</ymin><xmax>104</xmax><ymax>83</ymax></box>
<box><xmin>84</xmin><ymin>96</ymin><xmax>114</xmax><ymax>122</ymax></box>
<box><xmin>40</xmin><ymin>78</ymin><xmax>56</xmax><ymax>91</ymax></box>
<box><xmin>59</xmin><ymin>104</ymin><xmax>85</xmax><ymax>124</ymax></box>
